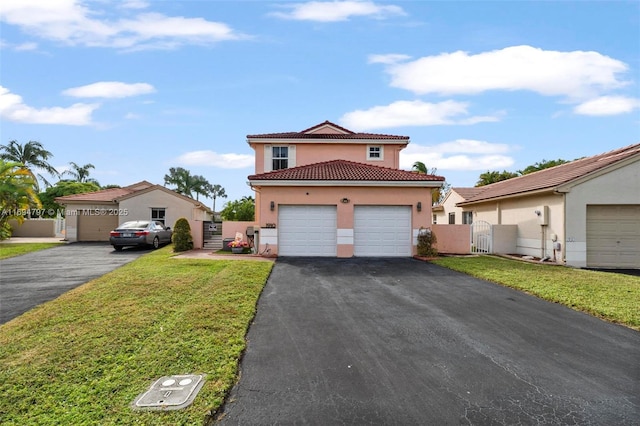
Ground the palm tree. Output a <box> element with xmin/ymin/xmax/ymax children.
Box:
<box><xmin>412</xmin><ymin>161</ymin><xmax>444</xmax><ymax>205</ymax></box>
<box><xmin>164</xmin><ymin>167</ymin><xmax>211</xmax><ymax>200</ymax></box>
<box><xmin>208</xmin><ymin>184</ymin><xmax>227</xmax><ymax>212</ymax></box>
<box><xmin>64</xmin><ymin>162</ymin><xmax>100</xmax><ymax>185</ymax></box>
<box><xmin>0</xmin><ymin>159</ymin><xmax>41</xmax><ymax>239</ymax></box>
<box><xmin>0</xmin><ymin>140</ymin><xmax>60</xmax><ymax>191</ymax></box>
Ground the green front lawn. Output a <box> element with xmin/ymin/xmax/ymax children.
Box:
<box><xmin>0</xmin><ymin>246</ymin><xmax>273</xmax><ymax>425</ymax></box>
<box><xmin>0</xmin><ymin>242</ymin><xmax>65</xmax><ymax>259</ymax></box>
<box><xmin>431</xmin><ymin>255</ymin><xmax>640</xmax><ymax>330</ymax></box>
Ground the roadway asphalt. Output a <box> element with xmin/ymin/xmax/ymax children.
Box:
<box><xmin>0</xmin><ymin>243</ymin><xmax>146</xmax><ymax>324</ymax></box>
<box><xmin>214</xmin><ymin>257</ymin><xmax>640</xmax><ymax>425</ymax></box>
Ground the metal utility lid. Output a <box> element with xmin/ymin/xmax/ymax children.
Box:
<box><xmin>133</xmin><ymin>374</ymin><xmax>204</xmax><ymax>411</ymax></box>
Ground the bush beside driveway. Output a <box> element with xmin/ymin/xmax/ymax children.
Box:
<box><xmin>216</xmin><ymin>257</ymin><xmax>640</xmax><ymax>425</ymax></box>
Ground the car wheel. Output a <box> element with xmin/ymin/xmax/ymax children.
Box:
<box><xmin>113</xmin><ymin>246</ymin><xmax>123</xmax><ymax>252</ymax></box>
<box><xmin>152</xmin><ymin>236</ymin><xmax>160</xmax><ymax>249</ymax></box>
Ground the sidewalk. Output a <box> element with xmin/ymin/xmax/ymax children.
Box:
<box><xmin>0</xmin><ymin>237</ymin><xmax>68</xmax><ymax>244</ymax></box>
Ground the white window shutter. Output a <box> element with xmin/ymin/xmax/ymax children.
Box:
<box><xmin>289</xmin><ymin>145</ymin><xmax>296</xmax><ymax>168</ymax></box>
<box><xmin>264</xmin><ymin>145</ymin><xmax>272</xmax><ymax>172</ymax></box>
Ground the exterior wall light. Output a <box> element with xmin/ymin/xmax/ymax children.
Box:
<box><xmin>417</xmin><ymin>202</ymin><xmax>422</xmax><ymax>212</ymax></box>
<box><xmin>341</xmin><ymin>198</ymin><xmax>350</xmax><ymax>204</ymax></box>
<box><xmin>270</xmin><ymin>201</ymin><xmax>275</xmax><ymax>211</ymax></box>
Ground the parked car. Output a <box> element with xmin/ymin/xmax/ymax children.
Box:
<box><xmin>109</xmin><ymin>220</ymin><xmax>172</xmax><ymax>251</ymax></box>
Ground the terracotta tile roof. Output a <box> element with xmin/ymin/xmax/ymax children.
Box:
<box><xmin>451</xmin><ymin>187</ymin><xmax>486</xmax><ymax>200</ymax></box>
<box><xmin>247</xmin><ymin>120</ymin><xmax>409</xmax><ymax>141</ymax></box>
<box><xmin>458</xmin><ymin>143</ymin><xmax>640</xmax><ymax>205</ymax></box>
<box><xmin>249</xmin><ymin>160</ymin><xmax>445</xmax><ymax>182</ymax></box>
<box><xmin>55</xmin><ymin>180</ymin><xmax>209</xmax><ymax>211</ymax></box>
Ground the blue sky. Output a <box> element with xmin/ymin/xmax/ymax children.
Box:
<box><xmin>1</xmin><ymin>0</ymin><xmax>639</xmax><ymax>208</ymax></box>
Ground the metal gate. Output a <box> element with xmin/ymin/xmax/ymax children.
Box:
<box><xmin>471</xmin><ymin>220</ymin><xmax>492</xmax><ymax>253</ymax></box>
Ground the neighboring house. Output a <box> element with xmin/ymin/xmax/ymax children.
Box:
<box><xmin>432</xmin><ymin>187</ymin><xmax>485</xmax><ymax>225</ymax></box>
<box><xmin>455</xmin><ymin>143</ymin><xmax>640</xmax><ymax>269</ymax></box>
<box><xmin>56</xmin><ymin>181</ymin><xmax>212</xmax><ymax>248</ymax></box>
<box><xmin>246</xmin><ymin>120</ymin><xmax>444</xmax><ymax>257</ymax></box>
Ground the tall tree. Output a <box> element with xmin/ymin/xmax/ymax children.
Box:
<box><xmin>0</xmin><ymin>140</ymin><xmax>60</xmax><ymax>191</ymax></box>
<box><xmin>220</xmin><ymin>196</ymin><xmax>255</xmax><ymax>221</ymax></box>
<box><xmin>64</xmin><ymin>162</ymin><xmax>99</xmax><ymax>185</ymax></box>
<box><xmin>208</xmin><ymin>184</ymin><xmax>227</xmax><ymax>212</ymax></box>
<box><xmin>518</xmin><ymin>159</ymin><xmax>569</xmax><ymax>175</ymax></box>
<box><xmin>38</xmin><ymin>180</ymin><xmax>100</xmax><ymax>217</ymax></box>
<box><xmin>164</xmin><ymin>167</ymin><xmax>211</xmax><ymax>200</ymax></box>
<box><xmin>0</xmin><ymin>160</ymin><xmax>41</xmax><ymax>239</ymax></box>
<box><xmin>412</xmin><ymin>161</ymin><xmax>447</xmax><ymax>205</ymax></box>
<box><xmin>476</xmin><ymin>170</ymin><xmax>519</xmax><ymax>187</ymax></box>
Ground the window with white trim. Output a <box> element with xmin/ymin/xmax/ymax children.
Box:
<box><xmin>448</xmin><ymin>212</ymin><xmax>455</xmax><ymax>224</ymax></box>
<box><xmin>272</xmin><ymin>146</ymin><xmax>289</xmax><ymax>170</ymax></box>
<box><xmin>367</xmin><ymin>145</ymin><xmax>383</xmax><ymax>161</ymax></box>
<box><xmin>151</xmin><ymin>208</ymin><xmax>166</xmax><ymax>225</ymax></box>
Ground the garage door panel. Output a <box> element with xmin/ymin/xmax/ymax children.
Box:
<box><xmin>354</xmin><ymin>206</ymin><xmax>411</xmax><ymax>257</ymax></box>
<box><xmin>279</xmin><ymin>206</ymin><xmax>336</xmax><ymax>256</ymax></box>
<box><xmin>78</xmin><ymin>211</ymin><xmax>119</xmax><ymax>241</ymax></box>
<box><xmin>587</xmin><ymin>205</ymin><xmax>640</xmax><ymax>268</ymax></box>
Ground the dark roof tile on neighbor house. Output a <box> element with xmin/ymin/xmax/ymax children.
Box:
<box><xmin>248</xmin><ymin>159</ymin><xmax>445</xmax><ymax>182</ymax></box>
<box><xmin>458</xmin><ymin>143</ymin><xmax>640</xmax><ymax>205</ymax></box>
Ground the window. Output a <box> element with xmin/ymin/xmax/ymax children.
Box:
<box><xmin>151</xmin><ymin>208</ymin><xmax>166</xmax><ymax>225</ymax></box>
<box><xmin>448</xmin><ymin>212</ymin><xmax>455</xmax><ymax>224</ymax></box>
<box><xmin>433</xmin><ymin>214</ymin><xmax>437</xmax><ymax>224</ymax></box>
<box><xmin>367</xmin><ymin>145</ymin><xmax>383</xmax><ymax>160</ymax></box>
<box><xmin>462</xmin><ymin>211</ymin><xmax>473</xmax><ymax>225</ymax></box>
<box><xmin>272</xmin><ymin>146</ymin><xmax>289</xmax><ymax>170</ymax></box>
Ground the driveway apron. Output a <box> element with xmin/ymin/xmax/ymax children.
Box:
<box><xmin>0</xmin><ymin>243</ymin><xmax>145</xmax><ymax>324</ymax></box>
<box><xmin>215</xmin><ymin>257</ymin><xmax>639</xmax><ymax>425</ymax></box>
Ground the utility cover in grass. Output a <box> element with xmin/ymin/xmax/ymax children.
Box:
<box><xmin>132</xmin><ymin>374</ymin><xmax>204</xmax><ymax>411</ymax></box>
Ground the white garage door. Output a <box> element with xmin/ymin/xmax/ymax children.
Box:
<box><xmin>587</xmin><ymin>205</ymin><xmax>640</xmax><ymax>268</ymax></box>
<box><xmin>354</xmin><ymin>206</ymin><xmax>412</xmax><ymax>257</ymax></box>
<box><xmin>77</xmin><ymin>210</ymin><xmax>119</xmax><ymax>241</ymax></box>
<box><xmin>278</xmin><ymin>205</ymin><xmax>337</xmax><ymax>256</ymax></box>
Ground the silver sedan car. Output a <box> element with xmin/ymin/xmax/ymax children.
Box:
<box><xmin>109</xmin><ymin>220</ymin><xmax>172</xmax><ymax>251</ymax></box>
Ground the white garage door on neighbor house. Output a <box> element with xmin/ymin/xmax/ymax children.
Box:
<box><xmin>354</xmin><ymin>206</ymin><xmax>412</xmax><ymax>257</ymax></box>
<box><xmin>278</xmin><ymin>205</ymin><xmax>337</xmax><ymax>256</ymax></box>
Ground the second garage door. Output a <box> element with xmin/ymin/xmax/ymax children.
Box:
<box><xmin>586</xmin><ymin>205</ymin><xmax>640</xmax><ymax>268</ymax></box>
<box><xmin>354</xmin><ymin>206</ymin><xmax>412</xmax><ymax>257</ymax></box>
<box><xmin>278</xmin><ymin>205</ymin><xmax>337</xmax><ymax>256</ymax></box>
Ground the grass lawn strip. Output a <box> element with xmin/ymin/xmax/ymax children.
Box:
<box><xmin>0</xmin><ymin>246</ymin><xmax>273</xmax><ymax>425</ymax></box>
<box><xmin>0</xmin><ymin>242</ymin><xmax>65</xmax><ymax>259</ymax></box>
<box><xmin>431</xmin><ymin>255</ymin><xmax>640</xmax><ymax>331</ymax></box>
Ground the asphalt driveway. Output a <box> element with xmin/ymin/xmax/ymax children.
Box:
<box><xmin>0</xmin><ymin>243</ymin><xmax>146</xmax><ymax>324</ymax></box>
<box><xmin>215</xmin><ymin>257</ymin><xmax>640</xmax><ymax>425</ymax></box>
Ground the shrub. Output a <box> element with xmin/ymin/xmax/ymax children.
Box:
<box><xmin>172</xmin><ymin>217</ymin><xmax>193</xmax><ymax>252</ymax></box>
<box><xmin>417</xmin><ymin>227</ymin><xmax>438</xmax><ymax>257</ymax></box>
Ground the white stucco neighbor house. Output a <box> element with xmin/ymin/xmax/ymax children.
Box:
<box><xmin>56</xmin><ymin>181</ymin><xmax>212</xmax><ymax>248</ymax></box>
<box><xmin>451</xmin><ymin>143</ymin><xmax>639</xmax><ymax>269</ymax></box>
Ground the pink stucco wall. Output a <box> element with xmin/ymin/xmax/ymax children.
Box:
<box><xmin>431</xmin><ymin>224</ymin><xmax>471</xmax><ymax>254</ymax></box>
<box><xmin>222</xmin><ymin>221</ymin><xmax>257</xmax><ymax>240</ymax></box>
<box><xmin>250</xmin><ymin>142</ymin><xmax>406</xmax><ymax>174</ymax></box>
<box><xmin>253</xmin><ymin>185</ymin><xmax>435</xmax><ymax>257</ymax></box>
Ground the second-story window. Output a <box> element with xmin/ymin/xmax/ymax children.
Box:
<box><xmin>367</xmin><ymin>145</ymin><xmax>383</xmax><ymax>161</ymax></box>
<box><xmin>273</xmin><ymin>146</ymin><xmax>289</xmax><ymax>170</ymax></box>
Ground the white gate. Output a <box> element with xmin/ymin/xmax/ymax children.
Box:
<box><xmin>471</xmin><ymin>220</ymin><xmax>492</xmax><ymax>254</ymax></box>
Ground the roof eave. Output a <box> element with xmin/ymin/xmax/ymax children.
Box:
<box><xmin>248</xmin><ymin>179</ymin><xmax>443</xmax><ymax>188</ymax></box>
<box><xmin>456</xmin><ymin>187</ymin><xmax>557</xmax><ymax>206</ymax></box>
<box><xmin>247</xmin><ymin>137</ymin><xmax>409</xmax><ymax>145</ymax></box>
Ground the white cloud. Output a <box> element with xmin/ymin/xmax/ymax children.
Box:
<box><xmin>0</xmin><ymin>0</ymin><xmax>247</xmax><ymax>50</ymax></box>
<box><xmin>378</xmin><ymin>45</ymin><xmax>629</xmax><ymax>100</ymax></box>
<box><xmin>175</xmin><ymin>150</ymin><xmax>254</xmax><ymax>169</ymax></box>
<box><xmin>270</xmin><ymin>1</ymin><xmax>406</xmax><ymax>22</ymax></box>
<box><xmin>573</xmin><ymin>96</ymin><xmax>640</xmax><ymax>116</ymax></box>
<box><xmin>120</xmin><ymin>0</ymin><xmax>149</xmax><ymax>9</ymax></box>
<box><xmin>340</xmin><ymin>100</ymin><xmax>502</xmax><ymax>130</ymax></box>
<box><xmin>400</xmin><ymin>140</ymin><xmax>515</xmax><ymax>171</ymax></box>
<box><xmin>63</xmin><ymin>82</ymin><xmax>155</xmax><ymax>99</ymax></box>
<box><xmin>0</xmin><ymin>85</ymin><xmax>98</xmax><ymax>125</ymax></box>
<box><xmin>368</xmin><ymin>53</ymin><xmax>411</xmax><ymax>64</ymax></box>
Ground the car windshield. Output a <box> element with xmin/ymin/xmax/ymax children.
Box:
<box><xmin>119</xmin><ymin>221</ymin><xmax>150</xmax><ymax>229</ymax></box>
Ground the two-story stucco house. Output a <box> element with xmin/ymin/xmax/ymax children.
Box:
<box><xmin>246</xmin><ymin>121</ymin><xmax>444</xmax><ymax>257</ymax></box>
